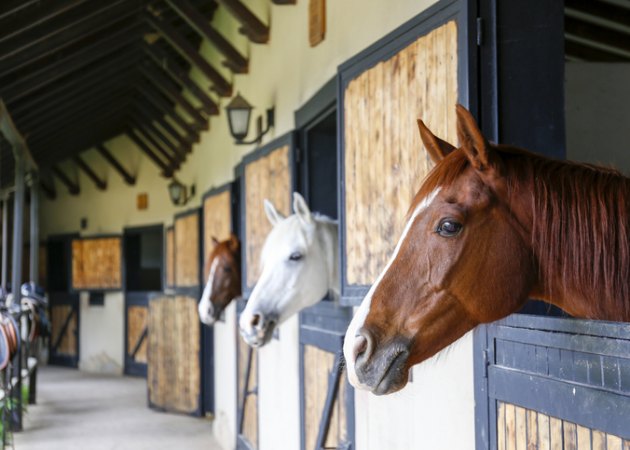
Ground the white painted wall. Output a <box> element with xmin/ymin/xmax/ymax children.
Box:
<box><xmin>212</xmin><ymin>302</ymin><xmax>237</xmax><ymax>450</ymax></box>
<box><xmin>78</xmin><ymin>291</ymin><xmax>124</xmax><ymax>374</ymax></box>
<box><xmin>566</xmin><ymin>63</ymin><xmax>630</xmax><ymax>175</ymax></box>
<box><xmin>36</xmin><ymin>1</ymin><xmax>484</xmax><ymax>449</ymax></box>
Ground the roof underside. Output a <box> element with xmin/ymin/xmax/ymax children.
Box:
<box><xmin>0</xmin><ymin>0</ymin><xmax>627</xmax><ymax>193</ymax></box>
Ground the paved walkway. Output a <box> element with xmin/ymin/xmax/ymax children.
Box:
<box><xmin>13</xmin><ymin>366</ymin><xmax>222</xmax><ymax>450</ymax></box>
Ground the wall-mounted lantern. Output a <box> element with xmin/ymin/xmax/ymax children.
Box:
<box><xmin>168</xmin><ymin>178</ymin><xmax>195</xmax><ymax>206</ymax></box>
<box><xmin>225</xmin><ymin>92</ymin><xmax>274</xmax><ymax>145</ymax></box>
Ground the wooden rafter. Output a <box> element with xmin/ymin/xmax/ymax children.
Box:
<box><xmin>139</xmin><ymin>63</ymin><xmax>208</xmax><ymax>129</ymax></box>
<box><xmin>129</xmin><ymin>112</ymin><xmax>187</xmax><ymax>160</ymax></box>
<box><xmin>73</xmin><ymin>155</ymin><xmax>107</xmax><ymax>191</ymax></box>
<box><xmin>142</xmin><ymin>42</ymin><xmax>219</xmax><ymax>115</ymax></box>
<box><xmin>39</xmin><ymin>173</ymin><xmax>57</xmax><ymax>200</ymax></box>
<box><xmin>136</xmin><ymin>84</ymin><xmax>201</xmax><ymax>139</ymax></box>
<box><xmin>0</xmin><ymin>0</ymin><xmax>141</xmax><ymax>79</ymax></box>
<box><xmin>145</xmin><ymin>12</ymin><xmax>232</xmax><ymax>96</ymax></box>
<box><xmin>133</xmin><ymin>102</ymin><xmax>194</xmax><ymax>151</ymax></box>
<box><xmin>126</xmin><ymin>128</ymin><xmax>173</xmax><ymax>177</ymax></box>
<box><xmin>52</xmin><ymin>165</ymin><xmax>79</xmax><ymax>195</ymax></box>
<box><xmin>215</xmin><ymin>0</ymin><xmax>269</xmax><ymax>44</ymax></box>
<box><xmin>165</xmin><ymin>0</ymin><xmax>249</xmax><ymax>73</ymax></box>
<box><xmin>565</xmin><ymin>17</ymin><xmax>630</xmax><ymax>59</ymax></box>
<box><xmin>131</xmin><ymin>120</ymin><xmax>182</xmax><ymax>167</ymax></box>
<box><xmin>96</xmin><ymin>144</ymin><xmax>136</xmax><ymax>186</ymax></box>
<box><xmin>3</xmin><ymin>24</ymin><xmax>141</xmax><ymax>104</ymax></box>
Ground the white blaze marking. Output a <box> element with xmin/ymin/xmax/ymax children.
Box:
<box><xmin>344</xmin><ymin>188</ymin><xmax>441</xmax><ymax>388</ymax></box>
<box><xmin>198</xmin><ymin>257</ymin><xmax>219</xmax><ymax>322</ymax></box>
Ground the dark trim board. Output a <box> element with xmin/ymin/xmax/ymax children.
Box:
<box><xmin>236</xmin><ymin>297</ymin><xmax>259</xmax><ymax>450</ymax></box>
<box><xmin>164</xmin><ymin>224</ymin><xmax>175</xmax><ymax>290</ymax></box>
<box><xmin>337</xmin><ymin>0</ymin><xmax>477</xmax><ymax>306</ymax></box>
<box><xmin>239</xmin><ymin>131</ymin><xmax>298</xmax><ymax>298</ymax></box>
<box><xmin>299</xmin><ymin>301</ymin><xmax>355</xmax><ymax>450</ymax></box>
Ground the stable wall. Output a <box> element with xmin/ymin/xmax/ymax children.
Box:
<box><xmin>37</xmin><ymin>1</ymin><xmax>480</xmax><ymax>450</ymax></box>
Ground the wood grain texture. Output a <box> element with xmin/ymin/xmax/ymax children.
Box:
<box><xmin>244</xmin><ymin>145</ymin><xmax>291</xmax><ymax>287</ymax></box>
<box><xmin>343</xmin><ymin>20</ymin><xmax>458</xmax><ymax>285</ymax></box>
<box><xmin>303</xmin><ymin>345</ymin><xmax>347</xmax><ymax>450</ymax></box>
<box><xmin>127</xmin><ymin>305</ymin><xmax>148</xmax><ymax>363</ymax></box>
<box><xmin>203</xmin><ymin>190</ymin><xmax>232</xmax><ymax>276</ymax></box>
<box><xmin>51</xmin><ymin>305</ymin><xmax>77</xmax><ymax>355</ymax></box>
<box><xmin>498</xmin><ymin>402</ymin><xmax>629</xmax><ymax>450</ymax></box>
<box><xmin>238</xmin><ymin>335</ymin><xmax>258</xmax><ymax>447</ymax></box>
<box><xmin>175</xmin><ymin>212</ymin><xmax>200</xmax><ymax>287</ymax></box>
<box><xmin>71</xmin><ymin>237</ymin><xmax>122</xmax><ymax>289</ymax></box>
<box><xmin>147</xmin><ymin>295</ymin><xmax>200</xmax><ymax>414</ymax></box>
<box><xmin>166</xmin><ymin>227</ymin><xmax>175</xmax><ymax>287</ymax></box>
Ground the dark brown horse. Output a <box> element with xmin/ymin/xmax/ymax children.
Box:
<box><xmin>344</xmin><ymin>104</ymin><xmax>630</xmax><ymax>395</ymax></box>
<box><xmin>198</xmin><ymin>234</ymin><xmax>241</xmax><ymax>326</ymax></box>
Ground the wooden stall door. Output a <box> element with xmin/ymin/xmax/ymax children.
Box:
<box><xmin>147</xmin><ymin>295</ymin><xmax>202</xmax><ymax>415</ymax></box>
<box><xmin>339</xmin><ymin>3</ymin><xmax>464</xmax><ymax>304</ymax></box>
<box><xmin>300</xmin><ymin>302</ymin><xmax>354</xmax><ymax>450</ymax></box>
<box><xmin>125</xmin><ymin>292</ymin><xmax>150</xmax><ymax>377</ymax></box>
<box><xmin>237</xmin><ymin>298</ymin><xmax>258</xmax><ymax>450</ymax></box>
<box><xmin>72</xmin><ymin>236</ymin><xmax>122</xmax><ymax>290</ymax></box>
<box><xmin>49</xmin><ymin>292</ymin><xmax>80</xmax><ymax>367</ymax></box>
<box><xmin>241</xmin><ymin>132</ymin><xmax>296</xmax><ymax>295</ymax></box>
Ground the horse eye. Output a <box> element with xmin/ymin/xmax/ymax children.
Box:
<box><xmin>223</xmin><ymin>265</ymin><xmax>232</xmax><ymax>273</ymax></box>
<box><xmin>437</xmin><ymin>219</ymin><xmax>463</xmax><ymax>237</ymax></box>
<box><xmin>289</xmin><ymin>252</ymin><xmax>303</xmax><ymax>261</ymax></box>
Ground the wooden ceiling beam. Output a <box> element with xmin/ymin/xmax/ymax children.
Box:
<box><xmin>0</xmin><ymin>0</ymin><xmax>42</xmax><ymax>21</ymax></box>
<box><xmin>19</xmin><ymin>86</ymin><xmax>133</xmax><ymax>135</ymax></box>
<box><xmin>128</xmin><ymin>113</ymin><xmax>187</xmax><ymax>160</ymax></box>
<box><xmin>565</xmin><ymin>17</ymin><xmax>630</xmax><ymax>57</ymax></box>
<box><xmin>125</xmin><ymin>128</ymin><xmax>173</xmax><ymax>177</ymax></box>
<box><xmin>565</xmin><ymin>39</ymin><xmax>622</xmax><ymax>62</ymax></box>
<box><xmin>27</xmin><ymin>99</ymin><xmax>130</xmax><ymax>150</ymax></box>
<box><xmin>39</xmin><ymin>172</ymin><xmax>57</xmax><ymax>200</ymax></box>
<box><xmin>95</xmin><ymin>144</ymin><xmax>136</xmax><ymax>186</ymax></box>
<box><xmin>565</xmin><ymin>0</ymin><xmax>630</xmax><ymax>33</ymax></box>
<box><xmin>136</xmin><ymin>84</ymin><xmax>201</xmax><ymax>140</ymax></box>
<box><xmin>34</xmin><ymin>122</ymin><xmax>127</xmax><ymax>167</ymax></box>
<box><xmin>15</xmin><ymin>76</ymin><xmax>135</xmax><ymax>128</ymax></box>
<box><xmin>271</xmin><ymin>0</ymin><xmax>296</xmax><ymax>4</ymax></box>
<box><xmin>2</xmin><ymin>23</ymin><xmax>140</xmax><ymax>104</ymax></box>
<box><xmin>0</xmin><ymin>0</ymin><xmax>141</xmax><ymax>78</ymax></box>
<box><xmin>145</xmin><ymin>12</ymin><xmax>232</xmax><ymax>97</ymax></box>
<box><xmin>164</xmin><ymin>0</ymin><xmax>248</xmax><ymax>73</ymax></box>
<box><xmin>215</xmin><ymin>0</ymin><xmax>269</xmax><ymax>44</ymax></box>
<box><xmin>132</xmin><ymin>102</ymin><xmax>194</xmax><ymax>151</ymax></box>
<box><xmin>0</xmin><ymin>0</ymin><xmax>91</xmax><ymax>46</ymax></box>
<box><xmin>73</xmin><ymin>155</ymin><xmax>107</xmax><ymax>191</ymax></box>
<box><xmin>10</xmin><ymin>50</ymin><xmax>139</xmax><ymax>120</ymax></box>
<box><xmin>139</xmin><ymin>63</ymin><xmax>208</xmax><ymax>129</ymax></box>
<box><xmin>142</xmin><ymin>42</ymin><xmax>218</xmax><ymax>115</ymax></box>
<box><xmin>131</xmin><ymin>119</ymin><xmax>183</xmax><ymax>167</ymax></box>
<box><xmin>52</xmin><ymin>165</ymin><xmax>80</xmax><ymax>195</ymax></box>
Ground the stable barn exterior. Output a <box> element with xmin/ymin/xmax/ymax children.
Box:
<box><xmin>0</xmin><ymin>0</ymin><xmax>623</xmax><ymax>449</ymax></box>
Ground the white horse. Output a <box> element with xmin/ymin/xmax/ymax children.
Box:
<box><xmin>239</xmin><ymin>192</ymin><xmax>339</xmax><ymax>347</ymax></box>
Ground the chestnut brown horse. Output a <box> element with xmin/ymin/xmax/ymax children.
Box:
<box><xmin>344</xmin><ymin>104</ymin><xmax>630</xmax><ymax>395</ymax></box>
<box><xmin>198</xmin><ymin>234</ymin><xmax>241</xmax><ymax>326</ymax></box>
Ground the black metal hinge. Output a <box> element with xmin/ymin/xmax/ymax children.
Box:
<box><xmin>476</xmin><ymin>17</ymin><xmax>484</xmax><ymax>46</ymax></box>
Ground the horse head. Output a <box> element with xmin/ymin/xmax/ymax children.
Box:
<box><xmin>239</xmin><ymin>192</ymin><xmax>338</xmax><ymax>347</ymax></box>
<box><xmin>198</xmin><ymin>234</ymin><xmax>242</xmax><ymax>326</ymax></box>
<box><xmin>344</xmin><ymin>105</ymin><xmax>538</xmax><ymax>395</ymax></box>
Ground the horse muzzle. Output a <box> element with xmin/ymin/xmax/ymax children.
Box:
<box><xmin>239</xmin><ymin>311</ymin><xmax>277</xmax><ymax>348</ymax></box>
<box><xmin>352</xmin><ymin>329</ymin><xmax>411</xmax><ymax>395</ymax></box>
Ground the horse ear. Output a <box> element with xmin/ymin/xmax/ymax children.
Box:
<box><xmin>229</xmin><ymin>234</ymin><xmax>240</xmax><ymax>252</ymax></box>
<box><xmin>293</xmin><ymin>192</ymin><xmax>313</xmax><ymax>225</ymax></box>
<box><xmin>456</xmin><ymin>104</ymin><xmax>495</xmax><ymax>172</ymax></box>
<box><xmin>417</xmin><ymin>119</ymin><xmax>455</xmax><ymax>163</ymax></box>
<box><xmin>264</xmin><ymin>199</ymin><xmax>285</xmax><ymax>226</ymax></box>
<box><xmin>212</xmin><ymin>236</ymin><xmax>220</xmax><ymax>246</ymax></box>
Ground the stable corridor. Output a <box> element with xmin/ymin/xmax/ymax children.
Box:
<box><xmin>14</xmin><ymin>366</ymin><xmax>221</xmax><ymax>450</ymax></box>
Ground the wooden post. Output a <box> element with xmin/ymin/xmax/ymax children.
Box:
<box><xmin>29</xmin><ymin>173</ymin><xmax>39</xmax><ymax>283</ymax></box>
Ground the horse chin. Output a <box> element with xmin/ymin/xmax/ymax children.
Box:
<box><xmin>239</xmin><ymin>321</ymin><xmax>276</xmax><ymax>348</ymax></box>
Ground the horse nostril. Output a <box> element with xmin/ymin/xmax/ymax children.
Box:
<box><xmin>251</xmin><ymin>313</ymin><xmax>262</xmax><ymax>328</ymax></box>
<box><xmin>354</xmin><ymin>328</ymin><xmax>374</xmax><ymax>365</ymax></box>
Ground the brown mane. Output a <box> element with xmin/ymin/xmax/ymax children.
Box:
<box><xmin>411</xmin><ymin>146</ymin><xmax>630</xmax><ymax>321</ymax></box>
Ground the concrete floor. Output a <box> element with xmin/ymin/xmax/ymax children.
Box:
<box><xmin>13</xmin><ymin>366</ymin><xmax>222</xmax><ymax>450</ymax></box>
